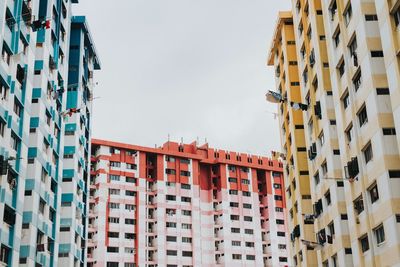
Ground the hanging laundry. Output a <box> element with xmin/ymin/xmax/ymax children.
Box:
<box><xmin>266</xmin><ymin>90</ymin><xmax>284</xmax><ymax>103</ymax></box>
<box><xmin>300</xmin><ymin>239</ymin><xmax>322</xmax><ymax>250</ymax></box>
<box><xmin>52</xmin><ymin>88</ymin><xmax>65</xmax><ymax>100</ymax></box>
<box><xmin>292</xmin><ymin>102</ymin><xmax>301</xmax><ymax>110</ymax></box>
<box><xmin>303</xmin><ymin>214</ymin><xmax>315</xmax><ymax>221</ymax></box>
<box><xmin>31</xmin><ymin>19</ymin><xmax>51</xmax><ymax>32</ymax></box>
<box><xmin>299</xmin><ymin>103</ymin><xmax>308</xmax><ymax>111</ymax></box>
<box><xmin>60</xmin><ymin>108</ymin><xmax>81</xmax><ymax>119</ymax></box>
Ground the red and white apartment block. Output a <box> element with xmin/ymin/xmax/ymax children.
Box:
<box><xmin>87</xmin><ymin>139</ymin><xmax>289</xmax><ymax>267</ymax></box>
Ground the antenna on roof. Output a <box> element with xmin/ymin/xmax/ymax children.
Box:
<box><xmin>181</xmin><ymin>137</ymin><xmax>183</xmax><ymax>145</ymax></box>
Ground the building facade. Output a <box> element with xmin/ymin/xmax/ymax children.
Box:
<box><xmin>269</xmin><ymin>0</ymin><xmax>400</xmax><ymax>266</ymax></box>
<box><xmin>0</xmin><ymin>0</ymin><xmax>100</xmax><ymax>266</ymax></box>
<box><xmin>88</xmin><ymin>139</ymin><xmax>288</xmax><ymax>267</ymax></box>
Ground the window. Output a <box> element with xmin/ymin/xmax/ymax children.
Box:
<box><xmin>109</xmin><ymin>189</ymin><xmax>120</xmax><ymax>195</ymax></box>
<box><xmin>166</xmin><ymin>155</ymin><xmax>175</xmax><ymax>162</ymax></box>
<box><xmin>276</xmin><ymin>207</ymin><xmax>283</xmax><ymax>212</ymax></box>
<box><xmin>232</xmin><ymin>254</ymin><xmax>242</xmax><ymax>260</ymax></box>
<box><xmin>166</xmin><ymin>169</ymin><xmax>176</xmax><ymax>175</ymax></box>
<box><xmin>354</xmin><ymin>196</ymin><xmax>364</xmax><ymax>214</ymax></box>
<box><xmin>328</xmin><ymin>221</ymin><xmax>335</xmax><ymax>236</ymax></box>
<box><xmin>180</xmin><ymin>158</ymin><xmax>190</xmax><ymax>164</ymax></box>
<box><xmin>277</xmin><ymin>232</ymin><xmax>285</xmax><ymax>237</ymax></box>
<box><xmin>374</xmin><ymin>224</ymin><xmax>385</xmax><ymax>245</ymax></box>
<box><xmin>126</xmin><ymin>177</ymin><xmax>136</xmax><ymax>183</ymax></box>
<box><xmin>110</xmin><ymin>175</ymin><xmax>120</xmax><ymax>181</ymax></box>
<box><xmin>360</xmin><ymin>235</ymin><xmax>369</xmax><ymax>252</ymax></box>
<box><xmin>182</xmin><ymin>210</ymin><xmax>191</xmax><ymax>216</ymax></box>
<box><xmin>181</xmin><ymin>183</ymin><xmax>191</xmax><ymax>190</ymax></box>
<box><xmin>245</xmin><ymin>229</ymin><xmax>254</xmax><ymax>235</ymax></box>
<box><xmin>14</xmin><ymin>100</ymin><xmax>22</xmax><ymax>117</ymax></box>
<box><xmin>344</xmin><ymin>3</ymin><xmax>352</xmax><ymax>25</ymax></box>
<box><xmin>125</xmin><ymin>190</ymin><xmax>136</xmax><ymax>196</ymax></box>
<box><xmin>325</xmin><ymin>190</ymin><xmax>331</xmax><ymax>205</ymax></box>
<box><xmin>228</xmin><ymin>177</ymin><xmax>237</xmax><ymax>183</ymax></box>
<box><xmin>109</xmin><ymin>203</ymin><xmax>119</xmax><ymax>209</ymax></box>
<box><xmin>329</xmin><ymin>0</ymin><xmax>337</xmax><ymax>18</ymax></box>
<box><xmin>241</xmin><ymin>179</ymin><xmax>250</xmax><ymax>185</ymax></box>
<box><xmin>125</xmin><ymin>204</ymin><xmax>135</xmax><ymax>211</ymax></box>
<box><xmin>333</xmin><ymin>28</ymin><xmax>340</xmax><ymax>47</ymax></box>
<box><xmin>110</xmin><ymin>161</ymin><xmax>120</xmax><ymax>167</ymax></box>
<box><xmin>166</xmin><ymin>222</ymin><xmax>177</xmax><ymax>228</ymax></box>
<box><xmin>383</xmin><ymin>128</ymin><xmax>396</xmax><ymax>135</ymax></box>
<box><xmin>232</xmin><ymin>240</ymin><xmax>241</xmax><ymax>246</ymax></box>
<box><xmin>314</xmin><ymin>172</ymin><xmax>320</xmax><ymax>185</ymax></box>
<box><xmin>366</xmin><ymin>14</ymin><xmax>378</xmax><ymax>21</ymax></box>
<box><xmin>246</xmin><ymin>255</ymin><xmax>255</xmax><ymax>260</ymax></box>
<box><xmin>0</xmin><ymin>119</ymin><xmax>5</xmax><ymax>137</ymax></box>
<box><xmin>229</xmin><ymin>189</ymin><xmax>238</xmax><ymax>195</ymax></box>
<box><xmin>182</xmin><ymin>237</ymin><xmax>192</xmax><ymax>243</ymax></box>
<box><xmin>230</xmin><ymin>215</ymin><xmax>239</xmax><ymax>221</ymax></box>
<box><xmin>345</xmin><ymin>248</ymin><xmax>352</xmax><ymax>254</ymax></box>
<box><xmin>243</xmin><ymin>203</ymin><xmax>252</xmax><ymax>209</ymax></box>
<box><xmin>342</xmin><ymin>91</ymin><xmax>350</xmax><ymax>109</ymax></box>
<box><xmin>166</xmin><ymin>195</ymin><xmax>176</xmax><ymax>201</ymax></box>
<box><xmin>181</xmin><ymin>197</ymin><xmax>191</xmax><ymax>203</ymax></box>
<box><xmin>107</xmin><ymin>247</ymin><xmax>119</xmax><ymax>253</ymax></box>
<box><xmin>166</xmin><ymin>236</ymin><xmax>177</xmax><ymax>242</ymax></box>
<box><xmin>125</xmin><ymin>219</ymin><xmax>136</xmax><ymax>225</ymax></box>
<box><xmin>371</xmin><ymin>50</ymin><xmax>384</xmax><ymax>57</ymax></box>
<box><xmin>274</xmin><ymin>195</ymin><xmax>283</xmax><ymax>201</ymax></box>
<box><xmin>363</xmin><ymin>142</ymin><xmax>373</xmax><ymax>163</ymax></box>
<box><xmin>182</xmin><ymin>251</ymin><xmax>192</xmax><ymax>257</ymax></box>
<box><xmin>180</xmin><ymin>170</ymin><xmax>190</xmax><ymax>176</ymax></box>
<box><xmin>319</xmin><ymin>132</ymin><xmax>325</xmax><ymax>147</ymax></box>
<box><xmin>338</xmin><ymin>60</ymin><xmax>345</xmax><ymax>77</ymax></box>
<box><xmin>126</xmin><ymin>163</ymin><xmax>137</xmax><ymax>170</ymax></box>
<box><xmin>182</xmin><ymin>223</ymin><xmax>191</xmax><ymax>229</ymax></box>
<box><xmin>345</xmin><ymin>124</ymin><xmax>353</xmax><ymax>143</ymax></box>
<box><xmin>0</xmin><ymin>83</ymin><xmax>9</xmax><ymax>101</ymax></box>
<box><xmin>125</xmin><ymin>233</ymin><xmax>135</xmax><ymax>240</ymax></box>
<box><xmin>230</xmin><ymin>202</ymin><xmax>239</xmax><ymax>208</ymax></box>
<box><xmin>231</xmin><ymin>227</ymin><xmax>240</xmax><ymax>233</ymax></box>
<box><xmin>244</xmin><ymin>216</ymin><xmax>252</xmax><ymax>222</ymax></box>
<box><xmin>166</xmin><ymin>250</ymin><xmax>177</xmax><ymax>256</ymax></box>
<box><xmin>368</xmin><ymin>183</ymin><xmax>379</xmax><ymax>203</ymax></box>
<box><xmin>276</xmin><ymin>219</ymin><xmax>284</xmax><ymax>225</ymax></box>
<box><xmin>278</xmin><ymin>244</ymin><xmax>286</xmax><ymax>249</ymax></box>
<box><xmin>279</xmin><ymin>257</ymin><xmax>288</xmax><ymax>262</ymax></box>
<box><xmin>108</xmin><ymin>217</ymin><xmax>119</xmax><ymax>223</ymax></box>
<box><xmin>389</xmin><ymin>170</ymin><xmax>400</xmax><ymax>178</ymax></box>
<box><xmin>358</xmin><ymin>105</ymin><xmax>368</xmax><ymax>126</ymax></box>
<box><xmin>39</xmin><ymin>199</ymin><xmax>46</xmax><ymax>215</ymax></box>
<box><xmin>108</xmin><ymin>232</ymin><xmax>119</xmax><ymax>238</ymax></box>
<box><xmin>125</xmin><ymin>247</ymin><xmax>135</xmax><ymax>254</ymax></box>
<box><xmin>353</xmin><ymin>71</ymin><xmax>362</xmax><ymax>91</ymax></box>
<box><xmin>242</xmin><ymin>191</ymin><xmax>251</xmax><ymax>197</ymax></box>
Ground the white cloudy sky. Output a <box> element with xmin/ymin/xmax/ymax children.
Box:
<box><xmin>73</xmin><ymin>0</ymin><xmax>292</xmax><ymax>156</ymax></box>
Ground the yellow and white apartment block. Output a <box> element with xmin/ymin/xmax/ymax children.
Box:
<box><xmin>269</xmin><ymin>0</ymin><xmax>400</xmax><ymax>266</ymax></box>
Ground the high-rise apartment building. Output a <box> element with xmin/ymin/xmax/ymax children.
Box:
<box><xmin>0</xmin><ymin>0</ymin><xmax>100</xmax><ymax>266</ymax></box>
<box><xmin>88</xmin><ymin>139</ymin><xmax>288</xmax><ymax>267</ymax></box>
<box><xmin>269</xmin><ymin>1</ymin><xmax>400</xmax><ymax>266</ymax></box>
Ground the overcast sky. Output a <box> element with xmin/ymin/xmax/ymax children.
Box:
<box><xmin>73</xmin><ymin>0</ymin><xmax>292</xmax><ymax>156</ymax></box>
